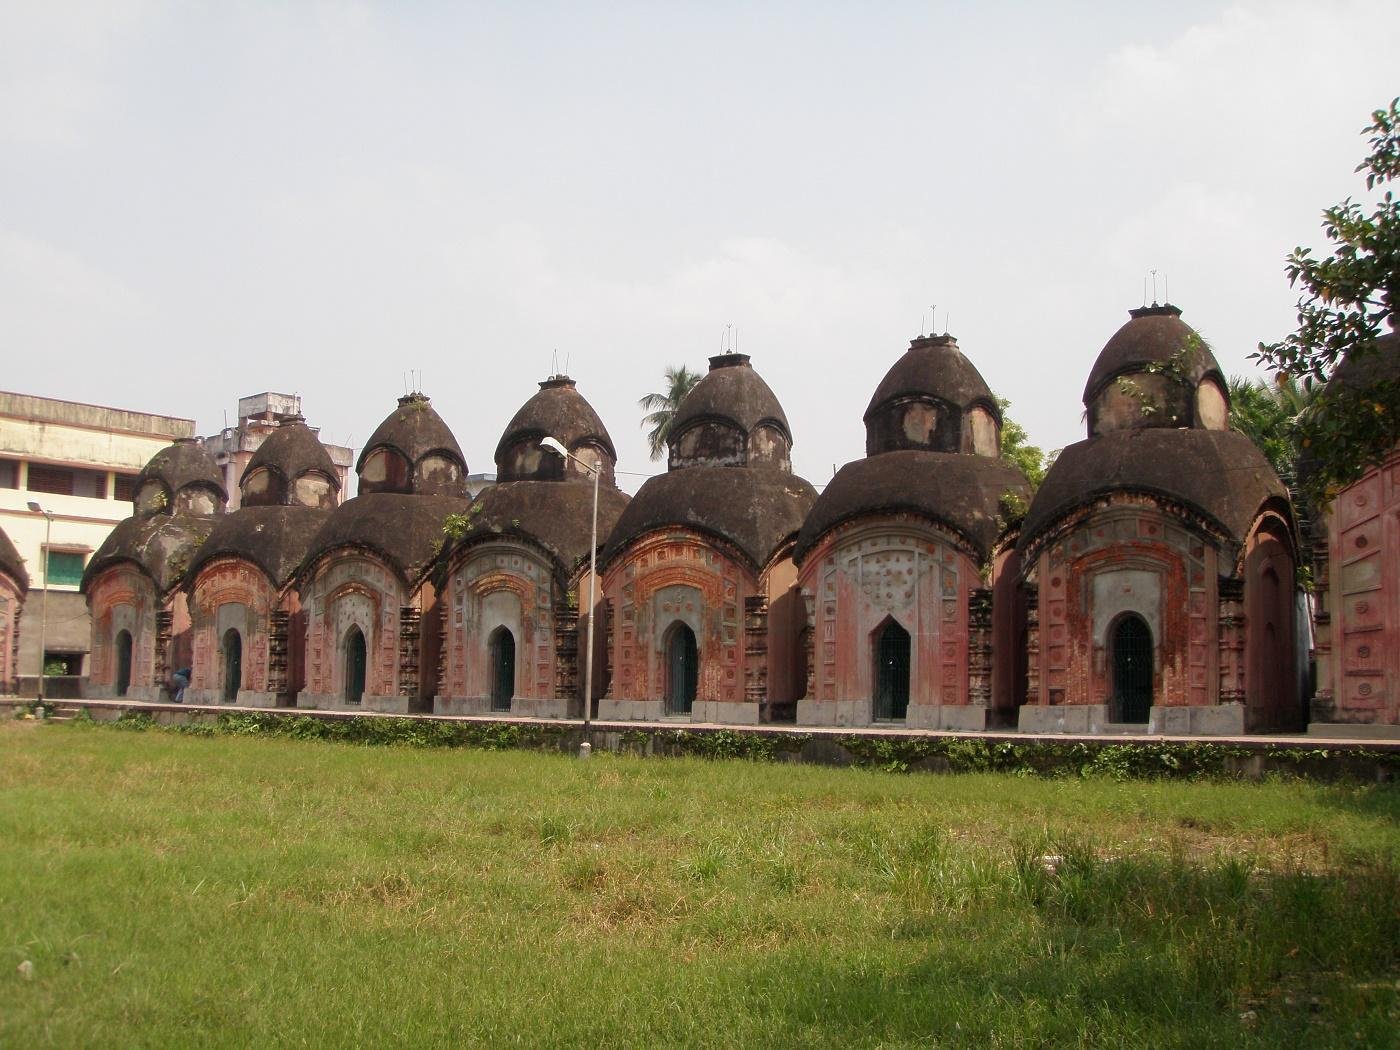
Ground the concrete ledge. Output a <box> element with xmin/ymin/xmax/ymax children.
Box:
<box><xmin>1309</xmin><ymin>722</ymin><xmax>1400</xmax><ymax>740</ymax></box>
<box><xmin>1018</xmin><ymin>704</ymin><xmax>1112</xmax><ymax>734</ymax></box>
<box><xmin>297</xmin><ymin>692</ymin><xmax>413</xmax><ymax>715</ymax></box>
<box><xmin>907</xmin><ymin>704</ymin><xmax>990</xmax><ymax>732</ymax></box>
<box><xmin>597</xmin><ymin>699</ymin><xmax>667</xmax><ymax>721</ymax></box>
<box><xmin>1152</xmin><ymin>704</ymin><xmax>1246</xmax><ymax>736</ymax></box>
<box><xmin>796</xmin><ymin>698</ymin><xmax>874</xmax><ymax>727</ymax></box>
<box><xmin>691</xmin><ymin>700</ymin><xmax>761</xmax><ymax>725</ymax></box>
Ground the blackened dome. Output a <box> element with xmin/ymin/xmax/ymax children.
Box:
<box><xmin>303</xmin><ymin>492</ymin><xmax>471</xmax><ymax>587</ymax></box>
<box><xmin>136</xmin><ymin>438</ymin><xmax>227</xmax><ymax>513</ymax></box>
<box><xmin>241</xmin><ymin>418</ymin><xmax>340</xmax><ymax>507</ymax></box>
<box><xmin>450</xmin><ymin>480</ymin><xmax>631</xmax><ymax>575</ymax></box>
<box><xmin>186</xmin><ymin>506</ymin><xmax>332</xmax><ymax>590</ymax></box>
<box><xmin>795</xmin><ymin>452</ymin><xmax>1030</xmax><ymax>565</ymax></box>
<box><xmin>865</xmin><ymin>334</ymin><xmax>999</xmax><ymax>421</ymax></box>
<box><xmin>1018</xmin><ymin>428</ymin><xmax>1289</xmax><ymax>555</ymax></box>
<box><xmin>602</xmin><ymin>466</ymin><xmax>817</xmax><ymax>572</ymax></box>
<box><xmin>0</xmin><ymin>524</ymin><xmax>28</xmax><ymax>593</ymax></box>
<box><xmin>494</xmin><ymin>377</ymin><xmax>618</xmax><ymax>482</ymax></box>
<box><xmin>670</xmin><ymin>353</ymin><xmax>791</xmax><ymax>445</ymax></box>
<box><xmin>1083</xmin><ymin>304</ymin><xmax>1225</xmax><ymax>404</ymax></box>
<box><xmin>83</xmin><ymin>514</ymin><xmax>218</xmax><ymax>594</ymax></box>
<box><xmin>357</xmin><ymin>393</ymin><xmax>468</xmax><ymax>497</ymax></box>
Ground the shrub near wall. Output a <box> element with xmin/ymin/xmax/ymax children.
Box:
<box><xmin>59</xmin><ymin>708</ymin><xmax>1400</xmax><ymax>783</ymax></box>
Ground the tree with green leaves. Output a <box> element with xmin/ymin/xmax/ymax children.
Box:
<box><xmin>638</xmin><ymin>365</ymin><xmax>702</xmax><ymax>460</ymax></box>
<box><xmin>996</xmin><ymin>397</ymin><xmax>1049</xmax><ymax>490</ymax></box>
<box><xmin>1226</xmin><ymin>374</ymin><xmax>1314</xmax><ymax>481</ymax></box>
<box><xmin>1255</xmin><ymin>98</ymin><xmax>1400</xmax><ymax>504</ymax></box>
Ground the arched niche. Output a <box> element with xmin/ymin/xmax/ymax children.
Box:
<box><xmin>240</xmin><ymin>467</ymin><xmax>285</xmax><ymax>507</ymax></box>
<box><xmin>1195</xmin><ymin>378</ymin><xmax>1229</xmax><ymax>430</ymax></box>
<box><xmin>415</xmin><ymin>453</ymin><xmax>464</xmax><ymax>496</ymax></box>
<box><xmin>294</xmin><ymin>473</ymin><xmax>336</xmax><ymax>509</ymax></box>
<box><xmin>966</xmin><ymin>405</ymin><xmax>1000</xmax><ymax>458</ymax></box>
<box><xmin>359</xmin><ymin>447</ymin><xmax>411</xmax><ymax>494</ymax></box>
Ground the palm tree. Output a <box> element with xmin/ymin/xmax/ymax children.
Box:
<box><xmin>638</xmin><ymin>365</ymin><xmax>702</xmax><ymax>460</ymax></box>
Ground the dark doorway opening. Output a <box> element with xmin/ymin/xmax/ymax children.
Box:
<box><xmin>222</xmin><ymin>629</ymin><xmax>242</xmax><ymax>702</ymax></box>
<box><xmin>344</xmin><ymin>626</ymin><xmax>366</xmax><ymax>704</ymax></box>
<box><xmin>115</xmin><ymin>629</ymin><xmax>132</xmax><ymax>697</ymax></box>
<box><xmin>489</xmin><ymin>626</ymin><xmax>516</xmax><ymax>712</ymax></box>
<box><xmin>665</xmin><ymin>622</ymin><xmax>698</xmax><ymax>715</ymax></box>
<box><xmin>1111</xmin><ymin>614</ymin><xmax>1153</xmax><ymax>723</ymax></box>
<box><xmin>873</xmin><ymin>619</ymin><xmax>911</xmax><ymax>721</ymax></box>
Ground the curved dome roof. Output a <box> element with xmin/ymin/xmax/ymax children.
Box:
<box><xmin>356</xmin><ymin>393</ymin><xmax>466</xmax><ymax>474</ymax></box>
<box><xmin>670</xmin><ymin>353</ymin><xmax>791</xmax><ymax>443</ymax></box>
<box><xmin>0</xmin><ymin>525</ymin><xmax>28</xmax><ymax>593</ymax></box>
<box><xmin>137</xmin><ymin>439</ymin><xmax>226</xmax><ymax>508</ymax></box>
<box><xmin>186</xmin><ymin>505</ymin><xmax>332</xmax><ymax>590</ymax></box>
<box><xmin>493</xmin><ymin>376</ymin><xmax>617</xmax><ymax>476</ymax></box>
<box><xmin>864</xmin><ymin>335</ymin><xmax>1000</xmax><ymax>421</ymax></box>
<box><xmin>602</xmin><ymin>466</ymin><xmax>816</xmax><ymax>571</ymax></box>
<box><xmin>1082</xmin><ymin>303</ymin><xmax>1225</xmax><ymax>404</ymax></box>
<box><xmin>243</xmin><ymin>418</ymin><xmax>339</xmax><ymax>496</ymax></box>
<box><xmin>1019</xmin><ymin>428</ymin><xmax>1289</xmax><ymax>553</ymax></box>
<box><xmin>83</xmin><ymin>513</ymin><xmax>218</xmax><ymax>594</ymax></box>
<box><xmin>795</xmin><ymin>451</ymin><xmax>1030</xmax><ymax>565</ymax></box>
<box><xmin>303</xmin><ymin>492</ymin><xmax>470</xmax><ymax>586</ymax></box>
<box><xmin>448</xmin><ymin>479</ymin><xmax>630</xmax><ymax>574</ymax></box>
<box><xmin>1324</xmin><ymin>327</ymin><xmax>1400</xmax><ymax>396</ymax></box>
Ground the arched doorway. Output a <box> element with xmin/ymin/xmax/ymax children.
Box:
<box><xmin>489</xmin><ymin>627</ymin><xmax>515</xmax><ymax>712</ymax></box>
<box><xmin>1111</xmin><ymin>614</ymin><xmax>1153</xmax><ymax>723</ymax></box>
<box><xmin>344</xmin><ymin>626</ymin><xmax>366</xmax><ymax>704</ymax></box>
<box><xmin>664</xmin><ymin>622</ymin><xmax>698</xmax><ymax>715</ymax></box>
<box><xmin>115</xmin><ymin>629</ymin><xmax>132</xmax><ymax>698</ymax></box>
<box><xmin>221</xmin><ymin>629</ymin><xmax>242</xmax><ymax>702</ymax></box>
<box><xmin>873</xmin><ymin>619</ymin><xmax>911</xmax><ymax>721</ymax></box>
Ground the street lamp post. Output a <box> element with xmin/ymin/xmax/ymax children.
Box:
<box><xmin>26</xmin><ymin>502</ymin><xmax>52</xmax><ymax>703</ymax></box>
<box><xmin>540</xmin><ymin>436</ymin><xmax>599</xmax><ymax>759</ymax></box>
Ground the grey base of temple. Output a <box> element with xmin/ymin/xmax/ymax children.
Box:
<box><xmin>595</xmin><ymin>698</ymin><xmax>760</xmax><ymax>724</ymax></box>
<box><xmin>1308</xmin><ymin>721</ymin><xmax>1400</xmax><ymax>740</ymax></box>
<box><xmin>296</xmin><ymin>692</ymin><xmax>412</xmax><ymax>714</ymax></box>
<box><xmin>797</xmin><ymin>700</ymin><xmax>991</xmax><ymax>731</ymax></box>
<box><xmin>435</xmin><ymin>696</ymin><xmax>576</xmax><ymax>719</ymax></box>
<box><xmin>1016</xmin><ymin>703</ymin><xmax>1248</xmax><ymax>736</ymax></box>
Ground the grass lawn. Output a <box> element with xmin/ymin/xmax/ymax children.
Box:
<box><xmin>1</xmin><ymin>720</ymin><xmax>1397</xmax><ymax>1047</ymax></box>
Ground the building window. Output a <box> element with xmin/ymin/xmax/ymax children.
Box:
<box><xmin>0</xmin><ymin>458</ymin><xmax>17</xmax><ymax>489</ymax></box>
<box><xmin>27</xmin><ymin>465</ymin><xmax>106</xmax><ymax>498</ymax></box>
<box><xmin>45</xmin><ymin>550</ymin><xmax>86</xmax><ymax>587</ymax></box>
<box><xmin>114</xmin><ymin>473</ymin><xmax>138</xmax><ymax>501</ymax></box>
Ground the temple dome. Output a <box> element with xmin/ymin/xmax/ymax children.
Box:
<box><xmin>133</xmin><ymin>438</ymin><xmax>227</xmax><ymax>517</ymax></box>
<box><xmin>863</xmin><ymin>334</ymin><xmax>1002</xmax><ymax>456</ymax></box>
<box><xmin>1018</xmin><ymin>428</ymin><xmax>1289</xmax><ymax>556</ymax></box>
<box><xmin>602</xmin><ymin>466</ymin><xmax>817</xmax><ymax>572</ymax></box>
<box><xmin>356</xmin><ymin>393</ymin><xmax>468</xmax><ymax>497</ymax></box>
<box><xmin>302</xmin><ymin>493</ymin><xmax>470</xmax><ymax>587</ymax></box>
<box><xmin>796</xmin><ymin>452</ymin><xmax>1029</xmax><ymax>565</ymax></box>
<box><xmin>186</xmin><ymin>505</ymin><xmax>331</xmax><ymax>590</ymax></box>
<box><xmin>494</xmin><ymin>376</ymin><xmax>618</xmax><ymax>485</ymax></box>
<box><xmin>0</xmin><ymin>524</ymin><xmax>28</xmax><ymax>593</ymax></box>
<box><xmin>1082</xmin><ymin>304</ymin><xmax>1229</xmax><ymax>435</ymax></box>
<box><xmin>83</xmin><ymin>514</ymin><xmax>219</xmax><ymax>594</ymax></box>
<box><xmin>452</xmin><ymin>480</ymin><xmax>631</xmax><ymax>575</ymax></box>
<box><xmin>240</xmin><ymin>417</ymin><xmax>340</xmax><ymax>508</ymax></box>
<box><xmin>668</xmin><ymin>353</ymin><xmax>793</xmax><ymax>470</ymax></box>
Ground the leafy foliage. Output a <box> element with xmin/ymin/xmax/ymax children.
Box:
<box><xmin>1227</xmin><ymin>374</ymin><xmax>1314</xmax><ymax>479</ymax></box>
<box><xmin>1255</xmin><ymin>99</ymin><xmax>1400</xmax><ymax>504</ymax></box>
<box><xmin>996</xmin><ymin>397</ymin><xmax>1048</xmax><ymax>489</ymax></box>
<box><xmin>637</xmin><ymin>365</ymin><xmax>702</xmax><ymax>460</ymax></box>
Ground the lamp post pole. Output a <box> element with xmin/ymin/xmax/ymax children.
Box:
<box><xmin>27</xmin><ymin>502</ymin><xmax>51</xmax><ymax>703</ymax></box>
<box><xmin>541</xmin><ymin>436</ymin><xmax>600</xmax><ymax>759</ymax></box>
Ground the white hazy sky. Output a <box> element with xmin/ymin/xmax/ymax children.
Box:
<box><xmin>3</xmin><ymin>1</ymin><xmax>1396</xmax><ymax>493</ymax></box>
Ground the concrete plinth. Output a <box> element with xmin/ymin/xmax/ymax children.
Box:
<box><xmin>1017</xmin><ymin>704</ymin><xmax>1112</xmax><ymax>734</ymax></box>
<box><xmin>691</xmin><ymin>700</ymin><xmax>761</xmax><ymax>725</ymax></box>
<box><xmin>1151</xmin><ymin>703</ymin><xmax>1246</xmax><ymax>736</ymax></box>
<box><xmin>1309</xmin><ymin>721</ymin><xmax>1400</xmax><ymax>740</ymax></box>
<box><xmin>907</xmin><ymin>704</ymin><xmax>990</xmax><ymax>732</ymax></box>
<box><xmin>297</xmin><ymin>692</ymin><xmax>412</xmax><ymax>715</ymax></box>
<box><xmin>795</xmin><ymin>698</ymin><xmax>875</xmax><ymax>727</ymax></box>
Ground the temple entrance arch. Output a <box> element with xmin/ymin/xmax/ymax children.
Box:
<box><xmin>664</xmin><ymin>622</ymin><xmax>698</xmax><ymax>715</ymax></box>
<box><xmin>115</xmin><ymin>630</ymin><xmax>132</xmax><ymax>697</ymax></box>
<box><xmin>1111</xmin><ymin>614</ymin><xmax>1153</xmax><ymax>723</ymax></box>
<box><xmin>222</xmin><ymin>629</ymin><xmax>242</xmax><ymax>702</ymax></box>
<box><xmin>489</xmin><ymin>626</ymin><xmax>515</xmax><ymax>712</ymax></box>
<box><xmin>344</xmin><ymin>626</ymin><xmax>366</xmax><ymax>704</ymax></box>
<box><xmin>872</xmin><ymin>618</ymin><xmax>911</xmax><ymax>721</ymax></box>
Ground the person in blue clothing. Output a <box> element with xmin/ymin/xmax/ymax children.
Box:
<box><xmin>170</xmin><ymin>667</ymin><xmax>191</xmax><ymax>703</ymax></box>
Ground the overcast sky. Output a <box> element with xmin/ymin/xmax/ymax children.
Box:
<box><xmin>3</xmin><ymin>1</ymin><xmax>1396</xmax><ymax>493</ymax></box>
